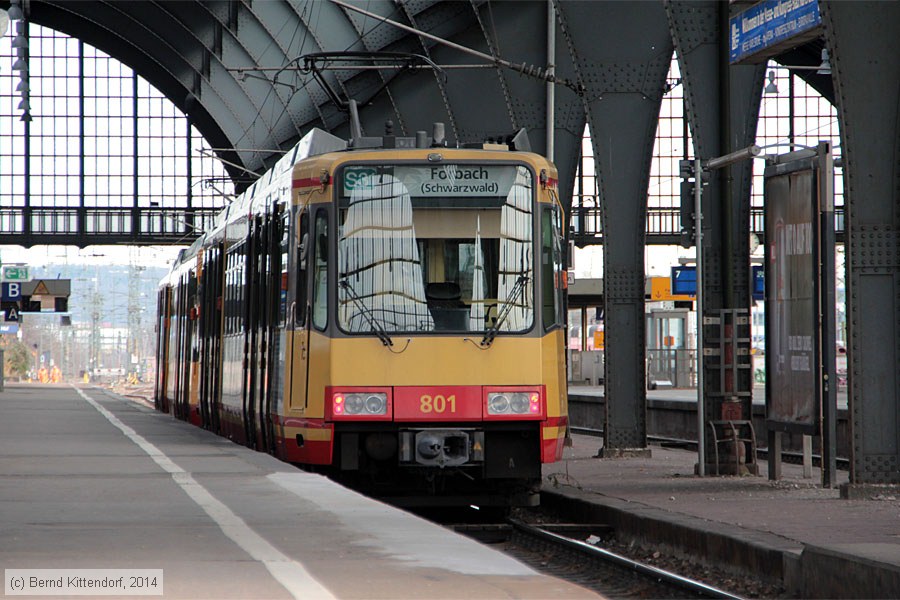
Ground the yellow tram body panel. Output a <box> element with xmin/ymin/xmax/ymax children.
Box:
<box><xmin>281</xmin><ymin>328</ymin><xmax>569</xmax><ymax>464</ymax></box>
<box><xmin>290</xmin><ymin>333</ymin><xmax>566</xmax><ymax>415</ymax></box>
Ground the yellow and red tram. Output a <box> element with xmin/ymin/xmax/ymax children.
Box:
<box><xmin>155</xmin><ymin>126</ymin><xmax>569</xmax><ymax>505</ymax></box>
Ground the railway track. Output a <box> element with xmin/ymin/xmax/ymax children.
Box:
<box><xmin>453</xmin><ymin>518</ymin><xmax>743</xmax><ymax>599</ymax></box>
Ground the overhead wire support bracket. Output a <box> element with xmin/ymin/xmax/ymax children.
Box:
<box><xmin>329</xmin><ymin>0</ymin><xmax>584</xmax><ymax>95</ymax></box>
<box><xmin>299</xmin><ymin>51</ymin><xmax>446</xmax><ymax>112</ymax></box>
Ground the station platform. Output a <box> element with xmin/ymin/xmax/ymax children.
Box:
<box><xmin>546</xmin><ymin>432</ymin><xmax>900</xmax><ymax>598</ymax></box>
<box><xmin>566</xmin><ymin>384</ymin><xmax>853</xmax><ymax>460</ymax></box>
<box><xmin>0</xmin><ymin>383</ymin><xmax>596</xmax><ymax>599</ymax></box>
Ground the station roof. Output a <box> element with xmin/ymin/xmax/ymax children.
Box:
<box><xmin>24</xmin><ymin>1</ymin><xmax>832</xmax><ymax>194</ymax></box>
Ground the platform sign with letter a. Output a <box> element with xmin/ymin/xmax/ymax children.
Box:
<box><xmin>2</xmin><ymin>301</ymin><xmax>19</xmax><ymax>322</ymax></box>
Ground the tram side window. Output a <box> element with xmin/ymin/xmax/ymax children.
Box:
<box><xmin>297</xmin><ymin>212</ymin><xmax>309</xmax><ymax>327</ymax></box>
<box><xmin>541</xmin><ymin>205</ymin><xmax>564</xmax><ymax>331</ymax></box>
<box><xmin>225</xmin><ymin>247</ymin><xmax>244</xmax><ymax>336</ymax></box>
<box><xmin>312</xmin><ymin>211</ymin><xmax>328</xmax><ymax>330</ymax></box>
<box><xmin>279</xmin><ymin>214</ymin><xmax>290</xmax><ymax>326</ymax></box>
<box><xmin>234</xmin><ymin>253</ymin><xmax>240</xmax><ymax>332</ymax></box>
<box><xmin>237</xmin><ymin>244</ymin><xmax>245</xmax><ymax>331</ymax></box>
<box><xmin>228</xmin><ymin>253</ymin><xmax>235</xmax><ymax>335</ymax></box>
<box><xmin>222</xmin><ymin>253</ymin><xmax>232</xmax><ymax>335</ymax></box>
<box><xmin>225</xmin><ymin>253</ymin><xmax>234</xmax><ymax>334</ymax></box>
<box><xmin>230</xmin><ymin>249</ymin><xmax>239</xmax><ymax>335</ymax></box>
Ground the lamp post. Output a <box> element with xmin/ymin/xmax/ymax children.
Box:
<box><xmin>7</xmin><ymin>0</ymin><xmax>30</xmax><ymax>122</ymax></box>
<box><xmin>687</xmin><ymin>144</ymin><xmax>761</xmax><ymax>476</ymax></box>
<box><xmin>693</xmin><ymin>156</ymin><xmax>705</xmax><ymax>475</ymax></box>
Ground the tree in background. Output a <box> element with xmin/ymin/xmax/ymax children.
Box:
<box><xmin>1</xmin><ymin>340</ymin><xmax>31</xmax><ymax>380</ymax></box>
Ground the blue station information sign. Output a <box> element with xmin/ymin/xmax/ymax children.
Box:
<box><xmin>752</xmin><ymin>264</ymin><xmax>765</xmax><ymax>301</ymax></box>
<box><xmin>670</xmin><ymin>266</ymin><xmax>697</xmax><ymax>296</ymax></box>
<box><xmin>729</xmin><ymin>0</ymin><xmax>822</xmax><ymax>64</ymax></box>
<box><xmin>670</xmin><ymin>265</ymin><xmax>764</xmax><ymax>300</ymax></box>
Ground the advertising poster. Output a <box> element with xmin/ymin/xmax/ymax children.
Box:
<box><xmin>764</xmin><ymin>168</ymin><xmax>819</xmax><ymax>431</ymax></box>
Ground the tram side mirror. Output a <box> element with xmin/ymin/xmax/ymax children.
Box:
<box><xmin>299</xmin><ymin>232</ymin><xmax>309</xmax><ymax>270</ymax></box>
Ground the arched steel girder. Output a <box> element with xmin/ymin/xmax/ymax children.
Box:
<box><xmin>30</xmin><ymin>1</ymin><xmax>266</xmax><ymax>183</ymax></box>
<box><xmin>552</xmin><ymin>0</ymin><xmax>674</xmax><ymax>451</ymax></box>
<box><xmin>821</xmin><ymin>0</ymin><xmax>900</xmax><ymax>488</ymax></box>
<box><xmin>18</xmin><ymin>1</ymin><xmax>837</xmax><ymax>193</ymax></box>
<box><xmin>666</xmin><ymin>0</ymin><xmax>767</xmax><ymax>474</ymax></box>
<box><xmin>24</xmin><ymin>1</ymin><xmax>528</xmax><ymax>186</ymax></box>
<box><xmin>10</xmin><ymin>3</ymin><xmax>398</xmax><ymax>176</ymax></box>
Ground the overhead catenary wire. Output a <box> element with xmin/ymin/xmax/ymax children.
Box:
<box><xmin>328</xmin><ymin>0</ymin><xmax>583</xmax><ymax>95</ymax></box>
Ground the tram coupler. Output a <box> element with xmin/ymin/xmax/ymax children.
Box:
<box><xmin>399</xmin><ymin>429</ymin><xmax>484</xmax><ymax>468</ymax></box>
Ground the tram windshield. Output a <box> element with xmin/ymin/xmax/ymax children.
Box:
<box><xmin>337</xmin><ymin>163</ymin><xmax>534</xmax><ymax>334</ymax></box>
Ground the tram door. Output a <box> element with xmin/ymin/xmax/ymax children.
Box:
<box><xmin>155</xmin><ymin>287</ymin><xmax>171</xmax><ymax>413</ymax></box>
<box><xmin>288</xmin><ymin>210</ymin><xmax>311</xmax><ymax>410</ymax></box>
<box><xmin>288</xmin><ymin>207</ymin><xmax>329</xmax><ymax>414</ymax></box>
<box><xmin>198</xmin><ymin>243</ymin><xmax>223</xmax><ymax>434</ymax></box>
<box><xmin>242</xmin><ymin>209</ymin><xmax>282</xmax><ymax>454</ymax></box>
<box><xmin>259</xmin><ymin>208</ymin><xmax>283</xmax><ymax>453</ymax></box>
<box><xmin>306</xmin><ymin>209</ymin><xmax>330</xmax><ymax>406</ymax></box>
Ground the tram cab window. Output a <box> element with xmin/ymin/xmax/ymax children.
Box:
<box><xmin>541</xmin><ymin>205</ymin><xmax>564</xmax><ymax>331</ymax></box>
<box><xmin>418</xmin><ymin>239</ymin><xmax>500</xmax><ymax>331</ymax></box>
<box><xmin>336</xmin><ymin>163</ymin><xmax>534</xmax><ymax>334</ymax></box>
<box><xmin>312</xmin><ymin>211</ymin><xmax>328</xmax><ymax>330</ymax></box>
<box><xmin>296</xmin><ymin>212</ymin><xmax>309</xmax><ymax>327</ymax></box>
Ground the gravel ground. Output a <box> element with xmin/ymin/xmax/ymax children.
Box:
<box><xmin>514</xmin><ymin>506</ymin><xmax>792</xmax><ymax>599</ymax></box>
<box><xmin>599</xmin><ymin>535</ymin><xmax>790</xmax><ymax>598</ymax></box>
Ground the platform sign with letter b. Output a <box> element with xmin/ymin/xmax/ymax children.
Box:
<box><xmin>2</xmin><ymin>281</ymin><xmax>22</xmax><ymax>301</ymax></box>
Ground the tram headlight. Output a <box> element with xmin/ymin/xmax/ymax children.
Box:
<box><xmin>330</xmin><ymin>389</ymin><xmax>390</xmax><ymax>419</ymax></box>
<box><xmin>510</xmin><ymin>393</ymin><xmax>530</xmax><ymax>413</ymax></box>
<box><xmin>345</xmin><ymin>394</ymin><xmax>365</xmax><ymax>415</ymax></box>
<box><xmin>488</xmin><ymin>393</ymin><xmax>511</xmax><ymax>414</ymax></box>
<box><xmin>344</xmin><ymin>393</ymin><xmax>387</xmax><ymax>415</ymax></box>
<box><xmin>485</xmin><ymin>388</ymin><xmax>544</xmax><ymax>418</ymax></box>
<box><xmin>365</xmin><ymin>394</ymin><xmax>387</xmax><ymax>414</ymax></box>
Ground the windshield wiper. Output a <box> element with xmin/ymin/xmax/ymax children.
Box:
<box><xmin>480</xmin><ymin>274</ymin><xmax>528</xmax><ymax>348</ymax></box>
<box><xmin>339</xmin><ymin>278</ymin><xmax>394</xmax><ymax>347</ymax></box>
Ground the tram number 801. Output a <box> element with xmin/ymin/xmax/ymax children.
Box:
<box><xmin>419</xmin><ymin>394</ymin><xmax>457</xmax><ymax>414</ymax></box>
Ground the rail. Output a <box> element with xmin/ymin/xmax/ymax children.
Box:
<box><xmin>507</xmin><ymin>518</ymin><xmax>743</xmax><ymax>599</ymax></box>
<box><xmin>571</xmin><ymin>206</ymin><xmax>846</xmax><ymax>245</ymax></box>
<box><xmin>0</xmin><ymin>207</ymin><xmax>220</xmax><ymax>246</ymax></box>
<box><xmin>0</xmin><ymin>204</ymin><xmax>846</xmax><ymax>247</ymax></box>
